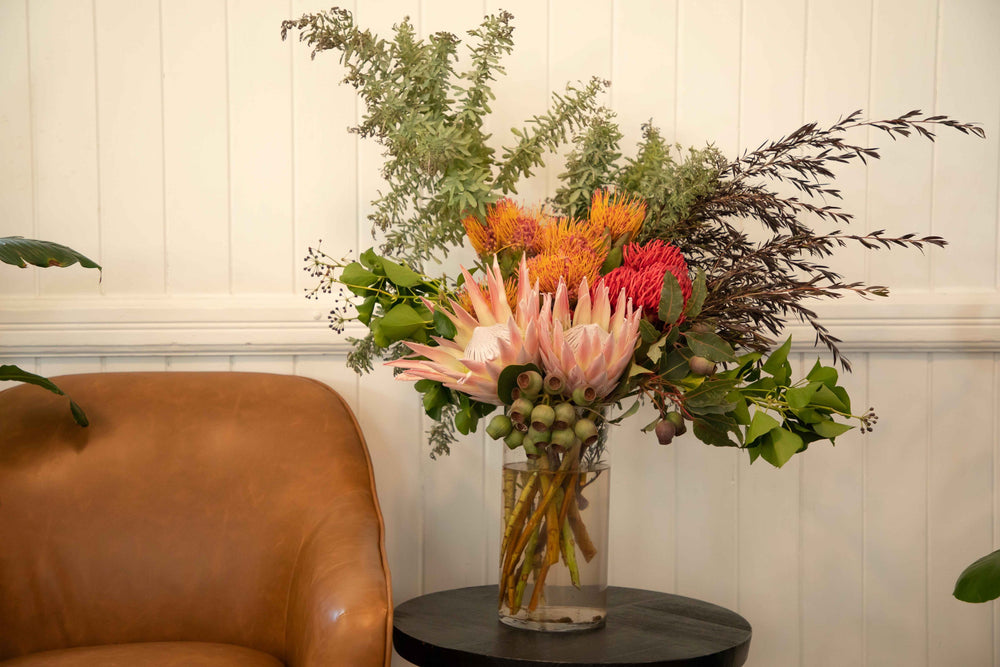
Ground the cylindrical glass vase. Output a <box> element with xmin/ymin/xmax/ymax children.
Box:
<box><xmin>497</xmin><ymin>442</ymin><xmax>610</xmax><ymax>632</ymax></box>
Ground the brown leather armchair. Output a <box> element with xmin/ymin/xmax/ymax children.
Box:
<box><xmin>0</xmin><ymin>372</ymin><xmax>391</xmax><ymax>666</ymax></box>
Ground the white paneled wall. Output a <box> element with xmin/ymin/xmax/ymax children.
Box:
<box><xmin>2</xmin><ymin>2</ymin><xmax>1000</xmax><ymax>666</ymax></box>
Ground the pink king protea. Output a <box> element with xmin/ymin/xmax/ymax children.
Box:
<box><xmin>537</xmin><ymin>277</ymin><xmax>642</xmax><ymax>401</ymax></box>
<box><xmin>386</xmin><ymin>257</ymin><xmax>541</xmax><ymax>405</ymax></box>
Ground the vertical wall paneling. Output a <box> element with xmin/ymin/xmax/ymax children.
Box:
<box><xmin>800</xmin><ymin>353</ymin><xmax>866</xmax><ymax>667</ymax></box>
<box><xmin>736</xmin><ymin>4</ymin><xmax>806</xmax><ymax>664</ymax></box>
<box><xmin>931</xmin><ymin>0</ymin><xmax>1000</xmax><ymax>290</ymax></box>
<box><xmin>292</xmin><ymin>0</ymin><xmax>359</xmax><ymax>293</ymax></box>
<box><xmin>0</xmin><ymin>0</ymin><xmax>36</xmax><ymax>295</ymax></box>
<box><xmin>28</xmin><ymin>0</ymin><xmax>101</xmax><ymax>295</ymax></box>
<box><xmin>866</xmin><ymin>0</ymin><xmax>936</xmax><ymax>291</ymax></box>
<box><xmin>545</xmin><ymin>0</ymin><xmax>612</xmax><ymax>195</ymax></box>
<box><xmin>94</xmin><ymin>0</ymin><xmax>165</xmax><ymax>295</ymax></box>
<box><xmin>485</xmin><ymin>0</ymin><xmax>550</xmax><ymax>204</ymax></box>
<box><xmin>673</xmin><ymin>0</ymin><xmax>741</xmax><ymax>611</ymax></box>
<box><xmin>607</xmin><ymin>404</ymin><xmax>676</xmax><ymax>594</ymax></box>
<box><xmin>611</xmin><ymin>0</ymin><xmax>677</xmax><ymax>153</ymax></box>
<box><xmin>928</xmin><ymin>353</ymin><xmax>993</xmax><ymax>665</ymax></box>
<box><xmin>802</xmin><ymin>0</ymin><xmax>872</xmax><ymax>284</ymax></box>
<box><xmin>865</xmin><ymin>354</ymin><xmax>929</xmax><ymax>667</ymax></box>
<box><xmin>416</xmin><ymin>0</ymin><xmax>491</xmax><ymax>595</ymax></box>
<box><xmin>228</xmin><ymin>0</ymin><xmax>295</xmax><ymax>293</ymax></box>
<box><xmin>161</xmin><ymin>0</ymin><xmax>231</xmax><ymax>294</ymax></box>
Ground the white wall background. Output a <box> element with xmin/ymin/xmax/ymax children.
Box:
<box><xmin>2</xmin><ymin>0</ymin><xmax>1000</xmax><ymax>665</ymax></box>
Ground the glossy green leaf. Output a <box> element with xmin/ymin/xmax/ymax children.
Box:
<box><xmin>683</xmin><ymin>330</ymin><xmax>737</xmax><ymax>362</ymax></box>
<box><xmin>359</xmin><ymin>248</ymin><xmax>380</xmax><ymax>270</ymax></box>
<box><xmin>422</xmin><ymin>383</ymin><xmax>448</xmax><ymax>420</ymax></box>
<box><xmin>954</xmin><ymin>549</ymin><xmax>1000</xmax><ymax>603</ymax></box>
<box><xmin>455</xmin><ymin>408</ymin><xmax>477</xmax><ymax>435</ymax></box>
<box><xmin>811</xmin><ymin>384</ymin><xmax>849</xmax><ymax>412</ymax></box>
<box><xmin>761</xmin><ymin>428</ymin><xmax>802</xmax><ymax>468</ymax></box>
<box><xmin>0</xmin><ymin>237</ymin><xmax>101</xmax><ymax>272</ymax></box>
<box><xmin>600</xmin><ymin>245</ymin><xmax>624</xmax><ymax>273</ymax></box>
<box><xmin>658</xmin><ymin>270</ymin><xmax>683</xmax><ymax>324</ymax></box>
<box><xmin>355</xmin><ymin>294</ymin><xmax>377</xmax><ymax>325</ymax></box>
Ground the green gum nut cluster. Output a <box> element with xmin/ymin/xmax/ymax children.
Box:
<box><xmin>487</xmin><ymin>373</ymin><xmax>601</xmax><ymax>455</ymax></box>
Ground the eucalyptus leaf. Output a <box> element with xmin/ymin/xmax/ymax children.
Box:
<box><xmin>639</xmin><ymin>319</ymin><xmax>660</xmax><ymax>345</ymax></box>
<box><xmin>684</xmin><ymin>267</ymin><xmax>706</xmax><ymax>318</ymax></box>
<box><xmin>658</xmin><ymin>270</ymin><xmax>683</xmax><ymax>324</ymax></box>
<box><xmin>683</xmin><ymin>330</ymin><xmax>736</xmax><ymax>363</ymax></box>
<box><xmin>661</xmin><ymin>350</ymin><xmax>690</xmax><ymax>381</ymax></box>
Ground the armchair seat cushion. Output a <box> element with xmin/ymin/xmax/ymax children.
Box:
<box><xmin>0</xmin><ymin>642</ymin><xmax>284</xmax><ymax>667</ymax></box>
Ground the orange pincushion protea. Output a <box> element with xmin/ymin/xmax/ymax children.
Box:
<box><xmin>463</xmin><ymin>199</ymin><xmax>545</xmax><ymax>257</ymax></box>
<box><xmin>602</xmin><ymin>240</ymin><xmax>692</xmax><ymax>316</ymax></box>
<box><xmin>527</xmin><ymin>216</ymin><xmax>607</xmax><ymax>296</ymax></box>
<box><xmin>589</xmin><ymin>189</ymin><xmax>646</xmax><ymax>242</ymax></box>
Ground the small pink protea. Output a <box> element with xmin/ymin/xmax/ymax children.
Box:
<box><xmin>537</xmin><ymin>277</ymin><xmax>642</xmax><ymax>401</ymax></box>
<box><xmin>386</xmin><ymin>257</ymin><xmax>541</xmax><ymax>405</ymax></box>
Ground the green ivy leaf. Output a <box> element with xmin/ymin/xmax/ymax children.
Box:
<box><xmin>806</xmin><ymin>358</ymin><xmax>838</xmax><ymax>388</ymax></box>
<box><xmin>340</xmin><ymin>262</ymin><xmax>380</xmax><ymax>296</ymax></box>
<box><xmin>356</xmin><ymin>294</ymin><xmax>377</xmax><ymax>325</ymax></box>
<box><xmin>658</xmin><ymin>270</ymin><xmax>683</xmax><ymax>324</ymax></box>
<box><xmin>954</xmin><ymin>549</ymin><xmax>1000</xmax><ymax>603</ymax></box>
<box><xmin>684</xmin><ymin>267</ymin><xmax>707</xmax><ymax>318</ymax></box>
<box><xmin>683</xmin><ymin>330</ymin><xmax>737</xmax><ymax>362</ymax></box>
<box><xmin>381</xmin><ymin>257</ymin><xmax>423</xmax><ymax>287</ymax></box>
<box><xmin>762</xmin><ymin>337</ymin><xmax>792</xmax><ymax>376</ymax></box>
<box><xmin>760</xmin><ymin>428</ymin><xmax>802</xmax><ymax>468</ymax></box>
<box><xmin>359</xmin><ymin>248</ymin><xmax>380</xmax><ymax>270</ymax></box>
<box><xmin>433</xmin><ymin>309</ymin><xmax>457</xmax><ymax>338</ymax></box>
<box><xmin>746</xmin><ymin>410</ymin><xmax>781</xmax><ymax>445</ymax></box>
<box><xmin>375</xmin><ymin>303</ymin><xmax>428</xmax><ymax>343</ymax></box>
<box><xmin>813</xmin><ymin>420</ymin><xmax>854</xmax><ymax>439</ymax></box>
<box><xmin>811</xmin><ymin>384</ymin><xmax>849</xmax><ymax>412</ymax></box>
<box><xmin>786</xmin><ymin>383</ymin><xmax>821</xmax><ymax>409</ymax></box>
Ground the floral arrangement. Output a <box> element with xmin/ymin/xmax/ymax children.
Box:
<box><xmin>284</xmin><ymin>8</ymin><xmax>982</xmax><ymax>622</ymax></box>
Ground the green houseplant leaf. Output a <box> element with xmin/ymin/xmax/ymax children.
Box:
<box><xmin>0</xmin><ymin>237</ymin><xmax>101</xmax><ymax>273</ymax></box>
<box><xmin>0</xmin><ymin>365</ymin><xmax>88</xmax><ymax>426</ymax></box>
<box><xmin>954</xmin><ymin>549</ymin><xmax>1000</xmax><ymax>603</ymax></box>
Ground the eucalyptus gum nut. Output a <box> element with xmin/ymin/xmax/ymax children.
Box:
<box><xmin>552</xmin><ymin>402</ymin><xmax>577</xmax><ymax>431</ymax></box>
<box><xmin>504</xmin><ymin>429</ymin><xmax>525</xmax><ymax>449</ymax></box>
<box><xmin>486</xmin><ymin>414</ymin><xmax>513</xmax><ymax>440</ymax></box>
<box><xmin>665</xmin><ymin>410</ymin><xmax>686</xmax><ymax>435</ymax></box>
<box><xmin>549</xmin><ymin>428</ymin><xmax>575</xmax><ymax>451</ymax></box>
<box><xmin>688</xmin><ymin>355</ymin><xmax>717</xmax><ymax>376</ymax></box>
<box><xmin>517</xmin><ymin>370</ymin><xmax>543</xmax><ymax>396</ymax></box>
<box><xmin>543</xmin><ymin>374</ymin><xmax>564</xmax><ymax>395</ymax></box>
<box><xmin>522</xmin><ymin>440</ymin><xmax>541</xmax><ymax>459</ymax></box>
<box><xmin>655</xmin><ymin>420</ymin><xmax>676</xmax><ymax>445</ymax></box>
<box><xmin>530</xmin><ymin>404</ymin><xmax>555</xmax><ymax>432</ymax></box>
<box><xmin>514</xmin><ymin>420</ymin><xmax>529</xmax><ymax>433</ymax></box>
<box><xmin>572</xmin><ymin>386</ymin><xmax>597</xmax><ymax>406</ymax></box>
<box><xmin>510</xmin><ymin>397</ymin><xmax>534</xmax><ymax>423</ymax></box>
<box><xmin>574</xmin><ymin>418</ymin><xmax>599</xmax><ymax>446</ymax></box>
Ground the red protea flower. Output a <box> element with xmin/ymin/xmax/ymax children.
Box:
<box><xmin>602</xmin><ymin>240</ymin><xmax>692</xmax><ymax>315</ymax></box>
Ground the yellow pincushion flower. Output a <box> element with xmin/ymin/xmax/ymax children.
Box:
<box><xmin>589</xmin><ymin>189</ymin><xmax>646</xmax><ymax>243</ymax></box>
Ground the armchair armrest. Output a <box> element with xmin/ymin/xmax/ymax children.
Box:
<box><xmin>284</xmin><ymin>489</ymin><xmax>392</xmax><ymax>667</ymax></box>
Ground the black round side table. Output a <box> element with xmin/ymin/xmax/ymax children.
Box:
<box><xmin>393</xmin><ymin>585</ymin><xmax>751</xmax><ymax>666</ymax></box>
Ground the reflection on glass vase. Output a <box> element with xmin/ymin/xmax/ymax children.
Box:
<box><xmin>497</xmin><ymin>434</ymin><xmax>610</xmax><ymax>632</ymax></box>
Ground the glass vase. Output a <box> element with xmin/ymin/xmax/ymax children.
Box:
<box><xmin>497</xmin><ymin>438</ymin><xmax>610</xmax><ymax>632</ymax></box>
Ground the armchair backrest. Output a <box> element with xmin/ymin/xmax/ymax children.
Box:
<box><xmin>0</xmin><ymin>372</ymin><xmax>390</xmax><ymax>664</ymax></box>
